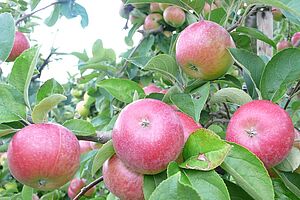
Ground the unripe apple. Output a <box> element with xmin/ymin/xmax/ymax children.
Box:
<box><xmin>176</xmin><ymin>20</ymin><xmax>235</xmax><ymax>80</ymax></box>
<box><xmin>176</xmin><ymin>112</ymin><xmax>202</xmax><ymax>142</ymax></box>
<box><xmin>83</xmin><ymin>92</ymin><xmax>95</xmax><ymax>107</ymax></box>
<box><xmin>103</xmin><ymin>155</ymin><xmax>144</xmax><ymax>200</ymax></box>
<box><xmin>272</xmin><ymin>8</ymin><xmax>283</xmax><ymax>21</ymax></box>
<box><xmin>143</xmin><ymin>13</ymin><xmax>162</xmax><ymax>32</ymax></box>
<box><xmin>76</xmin><ymin>101</ymin><xmax>90</xmax><ymax>117</ymax></box>
<box><xmin>158</xmin><ymin>3</ymin><xmax>169</xmax><ymax>11</ymax></box>
<box><xmin>150</xmin><ymin>3</ymin><xmax>161</xmax><ymax>13</ymax></box>
<box><xmin>7</xmin><ymin>31</ymin><xmax>30</xmax><ymax>62</ymax></box>
<box><xmin>68</xmin><ymin>178</ymin><xmax>96</xmax><ymax>199</ymax></box>
<box><xmin>226</xmin><ymin>100</ymin><xmax>295</xmax><ymax>168</ymax></box>
<box><xmin>7</xmin><ymin>123</ymin><xmax>80</xmax><ymax>190</ymax></box>
<box><xmin>276</xmin><ymin>40</ymin><xmax>292</xmax><ymax>51</ymax></box>
<box><xmin>163</xmin><ymin>6</ymin><xmax>186</xmax><ymax>28</ymax></box>
<box><xmin>71</xmin><ymin>88</ymin><xmax>83</xmax><ymax>98</ymax></box>
<box><xmin>203</xmin><ymin>2</ymin><xmax>217</xmax><ymax>15</ymax></box>
<box><xmin>113</xmin><ymin>99</ymin><xmax>184</xmax><ymax>174</ymax></box>
<box><xmin>291</xmin><ymin>32</ymin><xmax>300</xmax><ymax>47</ymax></box>
<box><xmin>143</xmin><ymin>84</ymin><xmax>161</xmax><ymax>95</ymax></box>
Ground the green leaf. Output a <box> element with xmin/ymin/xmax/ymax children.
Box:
<box><xmin>0</xmin><ymin>84</ymin><xmax>26</xmax><ymax>123</ymax></box>
<box><xmin>31</xmin><ymin>94</ymin><xmax>67</xmax><ymax>123</ymax></box>
<box><xmin>208</xmin><ymin>7</ymin><xmax>227</xmax><ymax>24</ymax></box>
<box><xmin>143</xmin><ymin>172</ymin><xmax>167</xmax><ymax>200</ymax></box>
<box><xmin>273</xmin><ymin>178</ymin><xmax>300</xmax><ymax>200</ymax></box>
<box><xmin>0</xmin><ymin>13</ymin><xmax>15</xmax><ymax>62</ymax></box>
<box><xmin>171</xmin><ymin>93</ymin><xmax>195</xmax><ymax>119</ymax></box>
<box><xmin>125</xmin><ymin>22</ymin><xmax>143</xmax><ymax>46</ymax></box>
<box><xmin>274</xmin><ymin>169</ymin><xmax>300</xmax><ymax>197</ymax></box>
<box><xmin>211</xmin><ymin>87</ymin><xmax>252</xmax><ymax>106</ymax></box>
<box><xmin>0</xmin><ymin>124</ymin><xmax>17</xmax><ymax>137</ymax></box>
<box><xmin>184</xmin><ymin>169</ymin><xmax>230</xmax><ymax>200</ymax></box>
<box><xmin>224</xmin><ymin>180</ymin><xmax>254</xmax><ymax>200</ymax></box>
<box><xmin>92</xmin><ymin>39</ymin><xmax>104</xmax><ymax>60</ymax></box>
<box><xmin>63</xmin><ymin>119</ymin><xmax>96</xmax><ymax>136</ymax></box>
<box><xmin>260</xmin><ymin>48</ymin><xmax>300</xmax><ymax>102</ymax></box>
<box><xmin>181</xmin><ymin>129</ymin><xmax>231</xmax><ymax>171</ymax></box>
<box><xmin>8</xmin><ymin>46</ymin><xmax>40</xmax><ymax>108</ymax></box>
<box><xmin>98</xmin><ymin>78</ymin><xmax>145</xmax><ymax>103</ymax></box>
<box><xmin>71</xmin><ymin>50</ymin><xmax>89</xmax><ymax>62</ymax></box>
<box><xmin>22</xmin><ymin>185</ymin><xmax>33</xmax><ymax>200</ymax></box>
<box><xmin>144</xmin><ymin>54</ymin><xmax>181</xmax><ymax>85</ymax></box>
<box><xmin>191</xmin><ymin>82</ymin><xmax>210</xmax><ymax>122</ymax></box>
<box><xmin>30</xmin><ymin>0</ymin><xmax>41</xmax><ymax>10</ymax></box>
<box><xmin>44</xmin><ymin>4</ymin><xmax>60</xmax><ymax>26</ymax></box>
<box><xmin>91</xmin><ymin>140</ymin><xmax>115</xmax><ymax>176</ymax></box>
<box><xmin>235</xmin><ymin>27</ymin><xmax>276</xmax><ymax>48</ymax></box>
<box><xmin>276</xmin><ymin>147</ymin><xmax>300</xmax><ymax>172</ymax></box>
<box><xmin>60</xmin><ymin>2</ymin><xmax>89</xmax><ymax>28</ymax></box>
<box><xmin>221</xmin><ymin>143</ymin><xmax>274</xmax><ymax>200</ymax></box>
<box><xmin>149</xmin><ymin>172</ymin><xmax>201</xmax><ymax>200</ymax></box>
<box><xmin>180</xmin><ymin>0</ymin><xmax>205</xmax><ymax>16</ymax></box>
<box><xmin>40</xmin><ymin>190</ymin><xmax>60</xmax><ymax>200</ymax></box>
<box><xmin>36</xmin><ymin>78</ymin><xmax>64</xmax><ymax>103</ymax></box>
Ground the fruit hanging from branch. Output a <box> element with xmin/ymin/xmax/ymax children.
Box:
<box><xmin>163</xmin><ymin>6</ymin><xmax>186</xmax><ymax>28</ymax></box>
<box><xmin>7</xmin><ymin>31</ymin><xmax>30</xmax><ymax>62</ymax></box>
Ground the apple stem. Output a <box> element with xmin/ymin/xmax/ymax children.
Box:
<box><xmin>76</xmin><ymin>131</ymin><xmax>112</xmax><ymax>144</ymax></box>
<box><xmin>73</xmin><ymin>176</ymin><xmax>103</xmax><ymax>200</ymax></box>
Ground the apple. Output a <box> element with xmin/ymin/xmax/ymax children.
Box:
<box><xmin>176</xmin><ymin>20</ymin><xmax>235</xmax><ymax>80</ymax></box>
<box><xmin>272</xmin><ymin>8</ymin><xmax>283</xmax><ymax>21</ymax></box>
<box><xmin>83</xmin><ymin>92</ymin><xmax>95</xmax><ymax>107</ymax></box>
<box><xmin>158</xmin><ymin>3</ymin><xmax>169</xmax><ymax>11</ymax></box>
<box><xmin>176</xmin><ymin>112</ymin><xmax>202</xmax><ymax>142</ymax></box>
<box><xmin>103</xmin><ymin>155</ymin><xmax>144</xmax><ymax>200</ymax></box>
<box><xmin>7</xmin><ymin>31</ymin><xmax>30</xmax><ymax>62</ymax></box>
<box><xmin>163</xmin><ymin>6</ymin><xmax>186</xmax><ymax>28</ymax></box>
<box><xmin>143</xmin><ymin>13</ymin><xmax>162</xmax><ymax>32</ymax></box>
<box><xmin>32</xmin><ymin>194</ymin><xmax>39</xmax><ymax>200</ymax></box>
<box><xmin>226</xmin><ymin>100</ymin><xmax>295</xmax><ymax>168</ymax></box>
<box><xmin>150</xmin><ymin>3</ymin><xmax>161</xmax><ymax>13</ymax></box>
<box><xmin>294</xmin><ymin>129</ymin><xmax>300</xmax><ymax>173</ymax></box>
<box><xmin>276</xmin><ymin>40</ymin><xmax>292</xmax><ymax>51</ymax></box>
<box><xmin>71</xmin><ymin>88</ymin><xmax>83</xmax><ymax>98</ymax></box>
<box><xmin>7</xmin><ymin>123</ymin><xmax>80</xmax><ymax>190</ymax></box>
<box><xmin>76</xmin><ymin>101</ymin><xmax>90</xmax><ymax>117</ymax></box>
<box><xmin>79</xmin><ymin>140</ymin><xmax>100</xmax><ymax>154</ymax></box>
<box><xmin>68</xmin><ymin>178</ymin><xmax>96</xmax><ymax>199</ymax></box>
<box><xmin>112</xmin><ymin>99</ymin><xmax>184</xmax><ymax>174</ymax></box>
<box><xmin>291</xmin><ymin>32</ymin><xmax>300</xmax><ymax>47</ymax></box>
<box><xmin>203</xmin><ymin>2</ymin><xmax>217</xmax><ymax>15</ymax></box>
<box><xmin>143</xmin><ymin>83</ymin><xmax>162</xmax><ymax>95</ymax></box>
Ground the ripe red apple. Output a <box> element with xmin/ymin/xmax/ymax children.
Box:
<box><xmin>276</xmin><ymin>40</ymin><xmax>292</xmax><ymax>51</ymax></box>
<box><xmin>226</xmin><ymin>100</ymin><xmax>295</xmax><ymax>168</ymax></box>
<box><xmin>203</xmin><ymin>2</ymin><xmax>217</xmax><ymax>15</ymax></box>
<box><xmin>68</xmin><ymin>178</ymin><xmax>95</xmax><ymax>199</ymax></box>
<box><xmin>150</xmin><ymin>3</ymin><xmax>161</xmax><ymax>13</ymax></box>
<box><xmin>7</xmin><ymin>123</ymin><xmax>80</xmax><ymax>190</ymax></box>
<box><xmin>176</xmin><ymin>20</ymin><xmax>235</xmax><ymax>80</ymax></box>
<box><xmin>143</xmin><ymin>13</ymin><xmax>162</xmax><ymax>32</ymax></box>
<box><xmin>291</xmin><ymin>32</ymin><xmax>300</xmax><ymax>47</ymax></box>
<box><xmin>176</xmin><ymin>112</ymin><xmax>202</xmax><ymax>142</ymax></box>
<box><xmin>112</xmin><ymin>99</ymin><xmax>184</xmax><ymax>174</ymax></box>
<box><xmin>272</xmin><ymin>8</ymin><xmax>283</xmax><ymax>21</ymax></box>
<box><xmin>143</xmin><ymin>84</ymin><xmax>162</xmax><ymax>95</ymax></box>
<box><xmin>7</xmin><ymin>31</ymin><xmax>30</xmax><ymax>62</ymax></box>
<box><xmin>103</xmin><ymin>155</ymin><xmax>144</xmax><ymax>200</ymax></box>
<box><xmin>163</xmin><ymin>6</ymin><xmax>186</xmax><ymax>28</ymax></box>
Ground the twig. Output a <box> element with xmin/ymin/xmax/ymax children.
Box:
<box><xmin>217</xmin><ymin>84</ymin><xmax>231</xmax><ymax>119</ymax></box>
<box><xmin>284</xmin><ymin>81</ymin><xmax>300</xmax><ymax>110</ymax></box>
<box><xmin>76</xmin><ymin>131</ymin><xmax>112</xmax><ymax>144</ymax></box>
<box><xmin>31</xmin><ymin>52</ymin><xmax>54</xmax><ymax>81</ymax></box>
<box><xmin>73</xmin><ymin>176</ymin><xmax>104</xmax><ymax>200</ymax></box>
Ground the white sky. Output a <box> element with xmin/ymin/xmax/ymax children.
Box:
<box><xmin>3</xmin><ymin>0</ymin><xmax>140</xmax><ymax>83</ymax></box>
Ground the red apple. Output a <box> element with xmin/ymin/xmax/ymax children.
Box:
<box><xmin>163</xmin><ymin>6</ymin><xmax>186</xmax><ymax>28</ymax></box>
<box><xmin>276</xmin><ymin>40</ymin><xmax>292</xmax><ymax>51</ymax></box>
<box><xmin>176</xmin><ymin>20</ymin><xmax>235</xmax><ymax>80</ymax></box>
<box><xmin>291</xmin><ymin>32</ymin><xmax>300</xmax><ymax>47</ymax></box>
<box><xmin>203</xmin><ymin>2</ymin><xmax>217</xmax><ymax>15</ymax></box>
<box><xmin>68</xmin><ymin>178</ymin><xmax>95</xmax><ymax>199</ymax></box>
<box><xmin>103</xmin><ymin>155</ymin><xmax>144</xmax><ymax>200</ymax></box>
<box><xmin>294</xmin><ymin>129</ymin><xmax>300</xmax><ymax>173</ymax></box>
<box><xmin>112</xmin><ymin>99</ymin><xmax>184</xmax><ymax>174</ymax></box>
<box><xmin>143</xmin><ymin>84</ymin><xmax>162</xmax><ymax>95</ymax></box>
<box><xmin>7</xmin><ymin>123</ymin><xmax>80</xmax><ymax>190</ymax></box>
<box><xmin>150</xmin><ymin>3</ymin><xmax>161</xmax><ymax>13</ymax></box>
<box><xmin>226</xmin><ymin>100</ymin><xmax>295</xmax><ymax>168</ymax></box>
<box><xmin>176</xmin><ymin>112</ymin><xmax>202</xmax><ymax>142</ymax></box>
<box><xmin>7</xmin><ymin>31</ymin><xmax>30</xmax><ymax>62</ymax></box>
<box><xmin>143</xmin><ymin>13</ymin><xmax>162</xmax><ymax>32</ymax></box>
<box><xmin>79</xmin><ymin>140</ymin><xmax>93</xmax><ymax>154</ymax></box>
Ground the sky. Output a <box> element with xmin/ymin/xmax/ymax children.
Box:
<box><xmin>3</xmin><ymin>0</ymin><xmax>140</xmax><ymax>83</ymax></box>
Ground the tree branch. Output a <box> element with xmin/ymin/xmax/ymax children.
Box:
<box><xmin>31</xmin><ymin>52</ymin><xmax>54</xmax><ymax>81</ymax></box>
<box><xmin>284</xmin><ymin>81</ymin><xmax>300</xmax><ymax>110</ymax></box>
<box><xmin>76</xmin><ymin>131</ymin><xmax>112</xmax><ymax>144</ymax></box>
<box><xmin>73</xmin><ymin>176</ymin><xmax>104</xmax><ymax>200</ymax></box>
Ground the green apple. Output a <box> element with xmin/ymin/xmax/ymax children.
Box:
<box><xmin>76</xmin><ymin>101</ymin><xmax>90</xmax><ymax>117</ymax></box>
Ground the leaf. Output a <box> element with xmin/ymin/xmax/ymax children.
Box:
<box><xmin>224</xmin><ymin>180</ymin><xmax>254</xmax><ymax>200</ymax></box>
<box><xmin>31</xmin><ymin>94</ymin><xmax>67</xmax><ymax>123</ymax></box>
<box><xmin>235</xmin><ymin>27</ymin><xmax>276</xmax><ymax>48</ymax></box>
<box><xmin>22</xmin><ymin>185</ymin><xmax>33</xmax><ymax>200</ymax></box>
<box><xmin>71</xmin><ymin>50</ymin><xmax>89</xmax><ymax>62</ymax></box>
<box><xmin>148</xmin><ymin>172</ymin><xmax>201</xmax><ymax>200</ymax></box>
<box><xmin>180</xmin><ymin>0</ymin><xmax>205</xmax><ymax>16</ymax></box>
<box><xmin>211</xmin><ymin>87</ymin><xmax>252</xmax><ymax>106</ymax></box>
<box><xmin>144</xmin><ymin>54</ymin><xmax>181</xmax><ymax>85</ymax></box>
<box><xmin>276</xmin><ymin>147</ymin><xmax>300</xmax><ymax>172</ymax></box>
<box><xmin>98</xmin><ymin>78</ymin><xmax>145</xmax><ymax>103</ymax></box>
<box><xmin>181</xmin><ymin>129</ymin><xmax>231</xmax><ymax>171</ymax></box>
<box><xmin>30</xmin><ymin>0</ymin><xmax>41</xmax><ymax>10</ymax></box>
<box><xmin>260</xmin><ymin>48</ymin><xmax>300</xmax><ymax>102</ymax></box>
<box><xmin>0</xmin><ymin>84</ymin><xmax>26</xmax><ymax>123</ymax></box>
<box><xmin>0</xmin><ymin>13</ymin><xmax>15</xmax><ymax>62</ymax></box>
<box><xmin>91</xmin><ymin>140</ymin><xmax>115</xmax><ymax>176</ymax></box>
<box><xmin>229</xmin><ymin>48</ymin><xmax>265</xmax><ymax>99</ymax></box>
<box><xmin>60</xmin><ymin>2</ymin><xmax>89</xmax><ymax>28</ymax></box>
<box><xmin>274</xmin><ymin>169</ymin><xmax>300</xmax><ymax>197</ymax></box>
<box><xmin>92</xmin><ymin>39</ymin><xmax>104</xmax><ymax>60</ymax></box>
<box><xmin>171</xmin><ymin>93</ymin><xmax>195</xmax><ymax>119</ymax></box>
<box><xmin>125</xmin><ymin>22</ymin><xmax>142</xmax><ymax>46</ymax></box>
<box><xmin>184</xmin><ymin>169</ymin><xmax>230</xmax><ymax>200</ymax></box>
<box><xmin>44</xmin><ymin>4</ymin><xmax>60</xmax><ymax>26</ymax></box>
<box><xmin>191</xmin><ymin>82</ymin><xmax>210</xmax><ymax>122</ymax></box>
<box><xmin>36</xmin><ymin>78</ymin><xmax>64</xmax><ymax>103</ymax></box>
<box><xmin>0</xmin><ymin>124</ymin><xmax>17</xmax><ymax>137</ymax></box>
<box><xmin>63</xmin><ymin>119</ymin><xmax>96</xmax><ymax>136</ymax></box>
<box><xmin>208</xmin><ymin>7</ymin><xmax>227</xmax><ymax>24</ymax></box>
<box><xmin>8</xmin><ymin>46</ymin><xmax>40</xmax><ymax>108</ymax></box>
<box><xmin>273</xmin><ymin>178</ymin><xmax>300</xmax><ymax>200</ymax></box>
<box><xmin>126</xmin><ymin>0</ymin><xmax>185</xmax><ymax>10</ymax></box>
<box><xmin>221</xmin><ymin>143</ymin><xmax>274</xmax><ymax>200</ymax></box>
<box><xmin>143</xmin><ymin>172</ymin><xmax>167</xmax><ymax>200</ymax></box>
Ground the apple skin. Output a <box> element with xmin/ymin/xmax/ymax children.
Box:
<box><xmin>7</xmin><ymin>123</ymin><xmax>80</xmax><ymax>190</ymax></box>
<box><xmin>68</xmin><ymin>178</ymin><xmax>95</xmax><ymax>199</ymax></box>
<box><xmin>226</xmin><ymin>100</ymin><xmax>295</xmax><ymax>168</ymax></box>
<box><xmin>163</xmin><ymin>6</ymin><xmax>186</xmax><ymax>28</ymax></box>
<box><xmin>176</xmin><ymin>20</ymin><xmax>235</xmax><ymax>80</ymax></box>
<box><xmin>76</xmin><ymin>101</ymin><xmax>90</xmax><ymax>117</ymax></box>
<box><xmin>7</xmin><ymin>31</ymin><xmax>30</xmax><ymax>62</ymax></box>
<box><xmin>276</xmin><ymin>40</ymin><xmax>292</xmax><ymax>51</ymax></box>
<box><xmin>143</xmin><ymin>84</ymin><xmax>162</xmax><ymax>95</ymax></box>
<box><xmin>294</xmin><ymin>129</ymin><xmax>300</xmax><ymax>174</ymax></box>
<box><xmin>203</xmin><ymin>2</ymin><xmax>217</xmax><ymax>15</ymax></box>
<box><xmin>291</xmin><ymin>32</ymin><xmax>300</xmax><ymax>47</ymax></box>
<box><xmin>176</xmin><ymin>112</ymin><xmax>202</xmax><ymax>142</ymax></box>
<box><xmin>150</xmin><ymin>3</ymin><xmax>161</xmax><ymax>13</ymax></box>
<box><xmin>112</xmin><ymin>99</ymin><xmax>184</xmax><ymax>174</ymax></box>
<box><xmin>143</xmin><ymin>13</ymin><xmax>162</xmax><ymax>32</ymax></box>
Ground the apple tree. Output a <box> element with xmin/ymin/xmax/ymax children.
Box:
<box><xmin>0</xmin><ymin>0</ymin><xmax>300</xmax><ymax>199</ymax></box>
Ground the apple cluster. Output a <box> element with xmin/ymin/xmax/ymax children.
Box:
<box><xmin>276</xmin><ymin>32</ymin><xmax>300</xmax><ymax>51</ymax></box>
